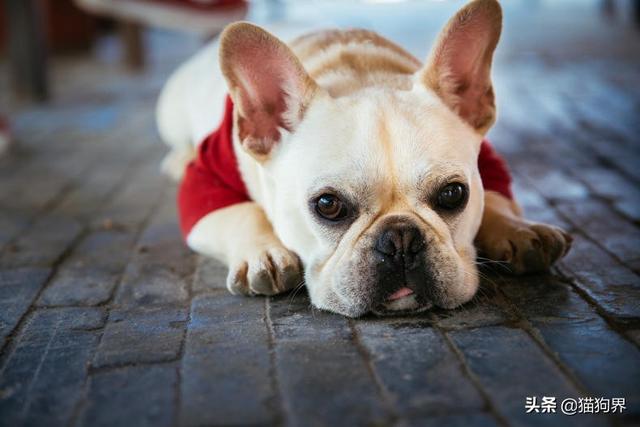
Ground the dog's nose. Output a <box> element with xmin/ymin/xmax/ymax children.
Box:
<box><xmin>375</xmin><ymin>224</ymin><xmax>425</xmax><ymax>265</ymax></box>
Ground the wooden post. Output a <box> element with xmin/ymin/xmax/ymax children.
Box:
<box><xmin>119</xmin><ymin>21</ymin><xmax>145</xmax><ymax>71</ymax></box>
<box><xmin>5</xmin><ymin>0</ymin><xmax>49</xmax><ymax>101</ymax></box>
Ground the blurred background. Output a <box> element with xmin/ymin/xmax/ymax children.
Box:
<box><xmin>0</xmin><ymin>0</ymin><xmax>638</xmax><ymax>139</ymax></box>
<box><xmin>0</xmin><ymin>0</ymin><xmax>638</xmax><ymax>154</ymax></box>
<box><xmin>1</xmin><ymin>1</ymin><xmax>639</xmax><ymax>101</ymax></box>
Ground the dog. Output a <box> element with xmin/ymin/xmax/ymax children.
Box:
<box><xmin>156</xmin><ymin>0</ymin><xmax>572</xmax><ymax>317</ymax></box>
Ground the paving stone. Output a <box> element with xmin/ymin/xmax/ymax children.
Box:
<box><xmin>180</xmin><ymin>294</ymin><xmax>277</xmax><ymax>426</ymax></box>
<box><xmin>0</xmin><ymin>146</ymin><xmax>89</xmax><ymax>212</ymax></box>
<box><xmin>511</xmin><ymin>158</ymin><xmax>590</xmax><ymax>202</ymax></box>
<box><xmin>534</xmin><ymin>322</ymin><xmax>640</xmax><ymax>410</ymax></box>
<box><xmin>449</xmin><ymin>326</ymin><xmax>605</xmax><ymax>427</ymax></box>
<box><xmin>493</xmin><ymin>76</ymin><xmax>560</xmax><ymax>139</ymax></box>
<box><xmin>431</xmin><ymin>281</ymin><xmax>512</xmax><ymax>330</ymax></box>
<box><xmin>626</xmin><ymin>330</ymin><xmax>640</xmax><ymax>347</ymax></box>
<box><xmin>38</xmin><ymin>157</ymin><xmax>170</xmax><ymax>307</ymax></box>
<box><xmin>0</xmin><ymin>308</ymin><xmax>105</xmax><ymax>427</ymax></box>
<box><xmin>557</xmin><ymin>200</ymin><xmax>640</xmax><ymax>271</ymax></box>
<box><xmin>398</xmin><ymin>412</ymin><xmax>501</xmax><ymax>427</ymax></box>
<box><xmin>591</xmin><ymin>140</ymin><xmax>640</xmax><ymax>183</ymax></box>
<box><xmin>114</xmin><ymin>193</ymin><xmax>195</xmax><ymax>308</ymax></box>
<box><xmin>1</xmin><ymin>154</ymin><xmax>162</xmax><ymax>272</ymax></box>
<box><xmin>0</xmin><ymin>268</ymin><xmax>50</xmax><ymax>349</ymax></box>
<box><xmin>511</xmin><ymin>180</ymin><xmax>573</xmax><ymax>231</ymax></box>
<box><xmin>93</xmin><ymin>156</ymin><xmax>165</xmax><ymax>231</ymax></box>
<box><xmin>579</xmin><ymin>167</ymin><xmax>640</xmax><ymax>222</ymax></box>
<box><xmin>0</xmin><ymin>132</ymin><xmax>131</xmax><ymax>252</ymax></box>
<box><xmin>355</xmin><ymin>321</ymin><xmax>485</xmax><ymax>417</ymax></box>
<box><xmin>38</xmin><ymin>230</ymin><xmax>137</xmax><ymax>306</ymax></box>
<box><xmin>270</xmin><ymin>291</ymin><xmax>354</xmax><ymax>342</ymax></box>
<box><xmin>0</xmin><ymin>206</ymin><xmax>31</xmax><ymax>249</ymax></box>
<box><xmin>78</xmin><ymin>364</ymin><xmax>177</xmax><ymax>427</ymax></box>
<box><xmin>93</xmin><ymin>307</ymin><xmax>188</xmax><ymax>368</ymax></box>
<box><xmin>511</xmin><ymin>179</ymin><xmax>550</xmax><ymax>211</ymax></box>
<box><xmin>0</xmin><ymin>214</ymin><xmax>83</xmax><ymax>268</ymax></box>
<box><xmin>192</xmin><ymin>256</ymin><xmax>228</xmax><ymax>294</ymax></box>
<box><xmin>270</xmin><ymin>293</ymin><xmax>392</xmax><ymax>426</ymax></box>
<box><xmin>52</xmin><ymin>151</ymin><xmax>145</xmax><ymax>224</ymax></box>
<box><xmin>499</xmin><ymin>275</ymin><xmax>598</xmax><ymax>322</ymax></box>
<box><xmin>567</xmin><ymin>69</ymin><xmax>640</xmax><ymax>144</ymax></box>
<box><xmin>0</xmin><ymin>148</ymin><xmax>35</xmax><ymax>181</ymax></box>
<box><xmin>501</xmin><ymin>276</ymin><xmax>640</xmax><ymax>412</ymax></box>
<box><xmin>559</xmin><ymin>235</ymin><xmax>640</xmax><ymax>322</ymax></box>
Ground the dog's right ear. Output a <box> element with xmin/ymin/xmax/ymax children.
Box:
<box><xmin>219</xmin><ymin>22</ymin><xmax>319</xmax><ymax>161</ymax></box>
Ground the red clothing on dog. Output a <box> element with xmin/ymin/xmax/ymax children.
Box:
<box><xmin>178</xmin><ymin>96</ymin><xmax>513</xmax><ymax>238</ymax></box>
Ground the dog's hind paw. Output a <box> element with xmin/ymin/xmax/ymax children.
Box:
<box><xmin>226</xmin><ymin>245</ymin><xmax>304</xmax><ymax>296</ymax></box>
<box><xmin>477</xmin><ymin>218</ymin><xmax>573</xmax><ymax>275</ymax></box>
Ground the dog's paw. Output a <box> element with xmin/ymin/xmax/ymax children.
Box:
<box><xmin>477</xmin><ymin>218</ymin><xmax>572</xmax><ymax>274</ymax></box>
<box><xmin>226</xmin><ymin>245</ymin><xmax>303</xmax><ymax>296</ymax></box>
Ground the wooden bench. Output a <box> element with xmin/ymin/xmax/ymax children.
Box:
<box><xmin>74</xmin><ymin>0</ymin><xmax>248</xmax><ymax>69</ymax></box>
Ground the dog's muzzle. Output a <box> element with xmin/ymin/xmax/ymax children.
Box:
<box><xmin>371</xmin><ymin>221</ymin><xmax>434</xmax><ymax>314</ymax></box>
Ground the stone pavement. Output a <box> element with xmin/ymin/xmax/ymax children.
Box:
<box><xmin>0</xmin><ymin>2</ymin><xmax>639</xmax><ymax>426</ymax></box>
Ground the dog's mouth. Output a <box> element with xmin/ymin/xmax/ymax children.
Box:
<box><xmin>371</xmin><ymin>287</ymin><xmax>433</xmax><ymax>316</ymax></box>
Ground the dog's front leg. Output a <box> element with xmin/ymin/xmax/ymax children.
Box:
<box><xmin>475</xmin><ymin>191</ymin><xmax>572</xmax><ymax>274</ymax></box>
<box><xmin>187</xmin><ymin>202</ymin><xmax>303</xmax><ymax>295</ymax></box>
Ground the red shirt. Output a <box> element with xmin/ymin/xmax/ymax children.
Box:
<box><xmin>178</xmin><ymin>96</ymin><xmax>513</xmax><ymax>238</ymax></box>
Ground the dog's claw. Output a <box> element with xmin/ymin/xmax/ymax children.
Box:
<box><xmin>227</xmin><ymin>245</ymin><xmax>303</xmax><ymax>296</ymax></box>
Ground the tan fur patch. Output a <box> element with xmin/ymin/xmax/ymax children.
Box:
<box><xmin>290</xmin><ymin>29</ymin><xmax>420</xmax><ymax>66</ymax></box>
<box><xmin>308</xmin><ymin>49</ymin><xmax>417</xmax><ymax>82</ymax></box>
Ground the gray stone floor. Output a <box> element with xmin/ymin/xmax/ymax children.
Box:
<box><xmin>1</xmin><ymin>1</ymin><xmax>639</xmax><ymax>426</ymax></box>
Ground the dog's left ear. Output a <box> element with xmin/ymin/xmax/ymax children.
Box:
<box><xmin>219</xmin><ymin>22</ymin><xmax>320</xmax><ymax>161</ymax></box>
<box><xmin>419</xmin><ymin>0</ymin><xmax>502</xmax><ymax>134</ymax></box>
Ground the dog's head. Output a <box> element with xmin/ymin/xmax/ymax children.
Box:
<box><xmin>220</xmin><ymin>0</ymin><xmax>502</xmax><ymax>316</ymax></box>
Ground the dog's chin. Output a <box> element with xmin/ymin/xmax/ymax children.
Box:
<box><xmin>371</xmin><ymin>294</ymin><xmax>434</xmax><ymax>317</ymax></box>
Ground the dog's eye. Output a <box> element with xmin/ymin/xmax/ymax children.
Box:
<box><xmin>437</xmin><ymin>183</ymin><xmax>467</xmax><ymax>210</ymax></box>
<box><xmin>315</xmin><ymin>194</ymin><xmax>348</xmax><ymax>221</ymax></box>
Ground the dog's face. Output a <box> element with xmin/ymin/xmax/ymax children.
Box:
<box><xmin>268</xmin><ymin>88</ymin><xmax>485</xmax><ymax>316</ymax></box>
<box><xmin>220</xmin><ymin>0</ymin><xmax>502</xmax><ymax>316</ymax></box>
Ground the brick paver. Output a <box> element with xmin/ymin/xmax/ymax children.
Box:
<box><xmin>77</xmin><ymin>364</ymin><xmax>178</xmax><ymax>427</ymax></box>
<box><xmin>180</xmin><ymin>294</ymin><xmax>277</xmax><ymax>426</ymax></box>
<box><xmin>0</xmin><ymin>2</ymin><xmax>638</xmax><ymax>426</ymax></box>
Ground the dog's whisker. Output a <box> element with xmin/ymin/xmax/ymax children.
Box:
<box><xmin>474</xmin><ymin>259</ymin><xmax>512</xmax><ymax>278</ymax></box>
<box><xmin>286</xmin><ymin>280</ymin><xmax>307</xmax><ymax>312</ymax></box>
<box><xmin>476</xmin><ymin>258</ymin><xmax>510</xmax><ymax>268</ymax></box>
<box><xmin>475</xmin><ymin>267</ymin><xmax>500</xmax><ymax>289</ymax></box>
<box><xmin>460</xmin><ymin>265</ymin><xmax>498</xmax><ymax>301</ymax></box>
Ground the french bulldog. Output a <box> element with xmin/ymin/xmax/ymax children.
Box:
<box><xmin>156</xmin><ymin>0</ymin><xmax>572</xmax><ymax>317</ymax></box>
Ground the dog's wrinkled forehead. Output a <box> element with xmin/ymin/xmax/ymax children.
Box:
<box><xmin>270</xmin><ymin>87</ymin><xmax>481</xmax><ymax>199</ymax></box>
